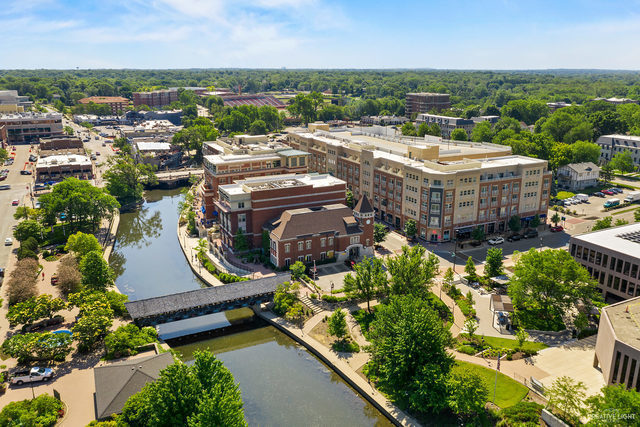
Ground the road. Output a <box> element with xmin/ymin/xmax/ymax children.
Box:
<box><xmin>0</xmin><ymin>145</ymin><xmax>36</xmax><ymax>273</ymax></box>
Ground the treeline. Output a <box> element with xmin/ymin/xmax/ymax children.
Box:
<box><xmin>3</xmin><ymin>69</ymin><xmax>640</xmax><ymax>109</ymax></box>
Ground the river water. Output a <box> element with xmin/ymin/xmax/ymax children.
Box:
<box><xmin>111</xmin><ymin>188</ymin><xmax>391</xmax><ymax>426</ymax></box>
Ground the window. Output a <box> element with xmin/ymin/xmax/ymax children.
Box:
<box><xmin>328</xmin><ymin>237</ymin><xmax>334</xmax><ymax>246</ymax></box>
<box><xmin>305</xmin><ymin>254</ymin><xmax>312</xmax><ymax>262</ymax></box>
<box><xmin>612</xmin><ymin>351</ymin><xmax>622</xmax><ymax>383</ymax></box>
<box><xmin>298</xmin><ymin>241</ymin><xmax>304</xmax><ymax>251</ymax></box>
<box><xmin>284</xmin><ymin>243</ymin><xmax>290</xmax><ymax>253</ymax></box>
<box><xmin>320</xmin><ymin>252</ymin><xmax>326</xmax><ymax>261</ymax></box>
<box><xmin>320</xmin><ymin>238</ymin><xmax>326</xmax><ymax>247</ymax></box>
<box><xmin>429</xmin><ymin>217</ymin><xmax>440</xmax><ymax>227</ymax></box>
<box><xmin>284</xmin><ymin>258</ymin><xmax>291</xmax><ymax>267</ymax></box>
<box><xmin>431</xmin><ymin>192</ymin><xmax>441</xmax><ymax>202</ymax></box>
<box><xmin>238</xmin><ymin>202</ymin><xmax>245</xmax><ymax>209</ymax></box>
<box><xmin>238</xmin><ymin>213</ymin><xmax>246</xmax><ymax>223</ymax></box>
<box><xmin>350</xmin><ymin>236</ymin><xmax>360</xmax><ymax>244</ymax></box>
<box><xmin>306</xmin><ymin>240</ymin><xmax>312</xmax><ymax>250</ymax></box>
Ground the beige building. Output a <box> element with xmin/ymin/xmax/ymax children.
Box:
<box><xmin>416</xmin><ymin>113</ymin><xmax>475</xmax><ymax>139</ymax></box>
<box><xmin>0</xmin><ymin>104</ymin><xmax>24</xmax><ymax>113</ymax></box>
<box><xmin>594</xmin><ymin>297</ymin><xmax>640</xmax><ymax>391</ymax></box>
<box><xmin>0</xmin><ymin>112</ymin><xmax>63</xmax><ymax>144</ymax></box>
<box><xmin>286</xmin><ymin>129</ymin><xmax>551</xmax><ymax>242</ymax></box>
<box><xmin>35</xmin><ymin>154</ymin><xmax>93</xmax><ymax>182</ymax></box>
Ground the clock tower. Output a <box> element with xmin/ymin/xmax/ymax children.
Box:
<box><xmin>352</xmin><ymin>194</ymin><xmax>374</xmax><ymax>248</ymax></box>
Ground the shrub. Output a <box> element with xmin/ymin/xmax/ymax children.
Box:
<box><xmin>309</xmin><ymin>293</ymin><xmax>317</xmax><ymax>299</ymax></box>
<box><xmin>17</xmin><ymin>247</ymin><xmax>38</xmax><ymax>260</ymax></box>
<box><xmin>321</xmin><ymin>295</ymin><xmax>349</xmax><ymax>303</ymax></box>
<box><xmin>56</xmin><ymin>244</ymin><xmax>67</xmax><ymax>253</ymax></box>
<box><xmin>425</xmin><ymin>292</ymin><xmax>453</xmax><ymax>322</ymax></box>
<box><xmin>457</xmin><ymin>344</ymin><xmax>477</xmax><ymax>355</ymax></box>
<box><xmin>42</xmin><ymin>250</ymin><xmax>51</xmax><ymax>258</ymax></box>
<box><xmin>57</xmin><ymin>255</ymin><xmax>82</xmax><ymax>294</ymax></box>
<box><xmin>332</xmin><ymin>339</ymin><xmax>360</xmax><ymax>353</ymax></box>
<box><xmin>498</xmin><ymin>401</ymin><xmax>543</xmax><ymax>427</ymax></box>
<box><xmin>22</xmin><ymin>237</ymin><xmax>39</xmax><ymax>253</ymax></box>
<box><xmin>0</xmin><ymin>394</ymin><xmax>62</xmax><ymax>427</ymax></box>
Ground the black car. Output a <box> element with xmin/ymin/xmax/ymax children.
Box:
<box><xmin>0</xmin><ymin>267</ymin><xmax>4</xmax><ymax>277</ymax></box>
<box><xmin>523</xmin><ymin>229</ymin><xmax>539</xmax><ymax>238</ymax></box>
<box><xmin>507</xmin><ymin>234</ymin><xmax>522</xmax><ymax>242</ymax></box>
<box><xmin>20</xmin><ymin>170</ymin><xmax>32</xmax><ymax>175</ymax></box>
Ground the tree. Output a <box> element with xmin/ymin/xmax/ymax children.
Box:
<box><xmin>529</xmin><ymin>214</ymin><xmax>540</xmax><ymax>229</ymax></box>
<box><xmin>13</xmin><ymin>206</ymin><xmax>37</xmax><ymax>221</ymax></box>
<box><xmin>7</xmin><ymin>258</ymin><xmax>38</xmax><ymax>305</ymax></box>
<box><xmin>635</xmin><ymin>208</ymin><xmax>640</xmax><ymax>222</ymax></box>
<box><xmin>464</xmin><ymin>256</ymin><xmax>477</xmax><ymax>280</ymax></box>
<box><xmin>288</xmin><ymin>93</ymin><xmax>316</xmax><ymax>125</ymax></box>
<box><xmin>104</xmin><ymin>324</ymin><xmax>158</xmax><ymax>359</ymax></box>
<box><xmin>551</xmin><ymin>212</ymin><xmax>561</xmax><ymax>226</ymax></box>
<box><xmin>73</xmin><ymin>311</ymin><xmax>113</xmax><ymax>352</ymax></box>
<box><xmin>601</xmin><ymin>162</ymin><xmax>614</xmax><ymax>184</ymax></box>
<box><xmin>464</xmin><ymin>318</ymin><xmax>478</xmax><ymax>338</ymax></box>
<box><xmin>13</xmin><ymin>219</ymin><xmax>43</xmax><ymax>242</ymax></box>
<box><xmin>401</xmin><ymin>122</ymin><xmax>417</xmax><ymax>136</ymax></box>
<box><xmin>248</xmin><ymin>119</ymin><xmax>267</xmax><ymax>135</ymax></box>
<box><xmin>0</xmin><ymin>148</ymin><xmax>7</xmax><ymax>164</ymax></box>
<box><xmin>485</xmin><ymin>247</ymin><xmax>504</xmax><ymax>278</ymax></box>
<box><xmin>289</xmin><ymin>261</ymin><xmax>306</xmax><ymax>281</ymax></box>
<box><xmin>234</xmin><ymin>229</ymin><xmax>249</xmax><ymax>252</ymax></box>
<box><xmin>404</xmin><ymin>219</ymin><xmax>417</xmax><ymax>240</ymax></box>
<box><xmin>373</xmin><ymin>223</ymin><xmax>388</xmax><ymax>246</ymax></box>
<box><xmin>343</xmin><ymin>256</ymin><xmax>387</xmax><ymax>312</ymax></box>
<box><xmin>447</xmin><ymin>368</ymin><xmax>489</xmax><ymax>417</ymax></box>
<box><xmin>7</xmin><ymin>294</ymin><xmax>66</xmax><ymax>326</ymax></box>
<box><xmin>516</xmin><ymin>328</ymin><xmax>529</xmax><ymax>349</ymax></box>
<box><xmin>610</xmin><ymin>150</ymin><xmax>635</xmax><ymax>174</ymax></box>
<box><xmin>385</xmin><ymin>245</ymin><xmax>440</xmax><ymax>297</ymax></box>
<box><xmin>284</xmin><ymin>301</ymin><xmax>306</xmax><ymax>327</ymax></box>
<box><xmin>471</xmin><ymin>121</ymin><xmax>493</xmax><ymax>142</ymax></box>
<box><xmin>592</xmin><ymin>216</ymin><xmax>613</xmax><ymax>231</ymax></box>
<box><xmin>0</xmin><ymin>393</ymin><xmax>63</xmax><ymax>427</ymax></box>
<box><xmin>570</xmin><ymin>140</ymin><xmax>601</xmax><ymax>164</ymax></box>
<box><xmin>508</xmin><ymin>215</ymin><xmax>521</xmax><ymax>233</ymax></box>
<box><xmin>272</xmin><ymin>281</ymin><xmax>299</xmax><ymax>316</ymax></box>
<box><xmin>450</xmin><ymin>128</ymin><xmax>468</xmax><ymax>141</ymax></box>
<box><xmin>546</xmin><ymin>376</ymin><xmax>587</xmax><ymax>424</ymax></box>
<box><xmin>367</xmin><ymin>295</ymin><xmax>454</xmax><ymax>413</ymax></box>
<box><xmin>80</xmin><ymin>250</ymin><xmax>115</xmax><ymax>291</ymax></box>
<box><xmin>57</xmin><ymin>255</ymin><xmax>82</xmax><ymax>294</ymax></box>
<box><xmin>442</xmin><ymin>267</ymin><xmax>455</xmax><ymax>294</ymax></box>
<box><xmin>508</xmin><ymin>249</ymin><xmax>600</xmax><ymax>329</ymax></box>
<box><xmin>345</xmin><ymin>189</ymin><xmax>354</xmax><ymax>208</ymax></box>
<box><xmin>120</xmin><ymin>350</ymin><xmax>246</xmax><ymax>427</ymax></box>
<box><xmin>586</xmin><ymin>385</ymin><xmax>640</xmax><ymax>425</ymax></box>
<box><xmin>65</xmin><ymin>231</ymin><xmax>101</xmax><ymax>259</ymax></box>
<box><xmin>471</xmin><ymin>226</ymin><xmax>484</xmax><ymax>242</ymax></box>
<box><xmin>328</xmin><ymin>309</ymin><xmax>348</xmax><ymax>340</ymax></box>
<box><xmin>63</xmin><ymin>125</ymin><xmax>74</xmax><ymax>135</ymax></box>
<box><xmin>104</xmin><ymin>155</ymin><xmax>157</xmax><ymax>203</ymax></box>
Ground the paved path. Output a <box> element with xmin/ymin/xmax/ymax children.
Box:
<box><xmin>177</xmin><ymin>224</ymin><xmax>224</xmax><ymax>287</ymax></box>
<box><xmin>431</xmin><ymin>281</ymin><xmax>467</xmax><ymax>338</ymax></box>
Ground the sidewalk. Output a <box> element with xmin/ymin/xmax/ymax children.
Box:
<box><xmin>432</xmin><ymin>281</ymin><xmax>467</xmax><ymax>338</ymax></box>
<box><xmin>176</xmin><ymin>224</ymin><xmax>223</xmax><ymax>287</ymax></box>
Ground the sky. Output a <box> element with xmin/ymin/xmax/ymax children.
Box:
<box><xmin>2</xmin><ymin>0</ymin><xmax>640</xmax><ymax>69</ymax></box>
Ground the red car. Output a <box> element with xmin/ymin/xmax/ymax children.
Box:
<box><xmin>602</xmin><ymin>190</ymin><xmax>615</xmax><ymax>196</ymax></box>
<box><xmin>550</xmin><ymin>225</ymin><xmax>564</xmax><ymax>232</ymax></box>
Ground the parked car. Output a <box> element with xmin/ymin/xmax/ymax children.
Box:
<box><xmin>507</xmin><ymin>234</ymin><xmax>522</xmax><ymax>242</ymax></box>
<box><xmin>11</xmin><ymin>199</ymin><xmax>19</xmax><ymax>206</ymax></box>
<box><xmin>20</xmin><ymin>170</ymin><xmax>32</xmax><ymax>175</ymax></box>
<box><xmin>35</xmin><ymin>201</ymin><xmax>41</xmax><ymax>208</ymax></box>
<box><xmin>96</xmin><ymin>151</ymin><xmax>101</xmax><ymax>156</ymax></box>
<box><xmin>28</xmin><ymin>155</ymin><xmax>37</xmax><ymax>162</ymax></box>
<box><xmin>11</xmin><ymin>367</ymin><xmax>53</xmax><ymax>385</ymax></box>
<box><xmin>611</xmin><ymin>188</ymin><xmax>623</xmax><ymax>194</ymax></box>
<box><xmin>488</xmin><ymin>237</ymin><xmax>504</xmax><ymax>245</ymax></box>
<box><xmin>34</xmin><ymin>183</ymin><xmax>46</xmax><ymax>190</ymax></box>
<box><xmin>550</xmin><ymin>225</ymin><xmax>564</xmax><ymax>232</ymax></box>
<box><xmin>593</xmin><ymin>192</ymin><xmax>605</xmax><ymax>197</ymax></box>
<box><xmin>4</xmin><ymin>237</ymin><xmax>13</xmax><ymax>246</ymax></box>
<box><xmin>602</xmin><ymin>189</ymin><xmax>615</xmax><ymax>196</ymax></box>
<box><xmin>523</xmin><ymin>229</ymin><xmax>539</xmax><ymax>238</ymax></box>
<box><xmin>0</xmin><ymin>267</ymin><xmax>5</xmax><ymax>277</ymax></box>
<box><xmin>0</xmin><ymin>184</ymin><xmax>10</xmax><ymax>190</ymax></box>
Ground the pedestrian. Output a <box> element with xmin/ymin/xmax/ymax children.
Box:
<box><xmin>42</xmin><ymin>272</ymin><xmax>45</xmax><ymax>281</ymax></box>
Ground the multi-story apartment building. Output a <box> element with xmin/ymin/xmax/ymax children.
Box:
<box><xmin>415</xmin><ymin>113</ymin><xmax>475</xmax><ymax>139</ymax></box>
<box><xmin>201</xmin><ymin>137</ymin><xmax>310</xmax><ymax>221</ymax></box>
<box><xmin>570</xmin><ymin>223</ymin><xmax>640</xmax><ymax>303</ymax></box>
<box><xmin>286</xmin><ymin>129</ymin><xmax>551</xmax><ymax>242</ymax></box>
<box><xmin>0</xmin><ymin>112</ymin><xmax>63</xmax><ymax>144</ymax></box>
<box><xmin>78</xmin><ymin>96</ymin><xmax>130</xmax><ymax>114</ymax></box>
<box><xmin>133</xmin><ymin>89</ymin><xmax>179</xmax><ymax>108</ymax></box>
<box><xmin>405</xmin><ymin>93</ymin><xmax>450</xmax><ymax>116</ymax></box>
<box><xmin>215</xmin><ymin>174</ymin><xmax>346</xmax><ymax>251</ymax></box>
<box><xmin>266</xmin><ymin>197</ymin><xmax>374</xmax><ymax>268</ymax></box>
<box><xmin>597</xmin><ymin>134</ymin><xmax>640</xmax><ymax>167</ymax></box>
<box><xmin>39</xmin><ymin>136</ymin><xmax>84</xmax><ymax>157</ymax></box>
<box><xmin>0</xmin><ymin>90</ymin><xmax>32</xmax><ymax>109</ymax></box>
<box><xmin>594</xmin><ymin>297</ymin><xmax>640</xmax><ymax>391</ymax></box>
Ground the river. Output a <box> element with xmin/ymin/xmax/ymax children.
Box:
<box><xmin>110</xmin><ymin>188</ymin><xmax>392</xmax><ymax>426</ymax></box>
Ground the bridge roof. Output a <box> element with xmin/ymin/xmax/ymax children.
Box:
<box><xmin>125</xmin><ymin>274</ymin><xmax>290</xmax><ymax>320</ymax></box>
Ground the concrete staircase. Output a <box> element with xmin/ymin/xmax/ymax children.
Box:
<box><xmin>300</xmin><ymin>295</ymin><xmax>325</xmax><ymax>315</ymax></box>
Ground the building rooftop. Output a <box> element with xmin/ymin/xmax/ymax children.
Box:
<box><xmin>0</xmin><ymin>112</ymin><xmax>62</xmax><ymax>120</ymax></box>
<box><xmin>573</xmin><ymin>223</ymin><xmax>640</xmax><ymax>256</ymax></box>
<box><xmin>561</xmin><ymin>162</ymin><xmax>600</xmax><ymax>173</ymax></box>
<box><xmin>136</xmin><ymin>142</ymin><xmax>171</xmax><ymax>151</ymax></box>
<box><xmin>406</xmin><ymin>92</ymin><xmax>450</xmax><ymax>96</ymax></box>
<box><xmin>204</xmin><ymin>152</ymin><xmax>281</xmax><ymax>165</ymax></box>
<box><xmin>36</xmin><ymin>154</ymin><xmax>92</xmax><ymax>167</ymax></box>
<box><xmin>603</xmin><ymin>296</ymin><xmax>640</xmax><ymax>351</ymax></box>
<box><xmin>221</xmin><ymin>173</ymin><xmax>344</xmax><ymax>196</ymax></box>
<box><xmin>267</xmin><ymin>204</ymin><xmax>358</xmax><ymax>240</ymax></box>
<box><xmin>599</xmin><ymin>134</ymin><xmax>640</xmax><ymax>142</ymax></box>
<box><xmin>79</xmin><ymin>96</ymin><xmax>129</xmax><ymax>104</ymax></box>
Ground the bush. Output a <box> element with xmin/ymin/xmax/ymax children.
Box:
<box><xmin>56</xmin><ymin>244</ymin><xmax>67</xmax><ymax>253</ymax></box>
<box><xmin>22</xmin><ymin>237</ymin><xmax>39</xmax><ymax>253</ymax></box>
<box><xmin>321</xmin><ymin>294</ymin><xmax>349</xmax><ymax>303</ymax></box>
<box><xmin>457</xmin><ymin>344</ymin><xmax>477</xmax><ymax>355</ymax></box>
<box><xmin>425</xmin><ymin>292</ymin><xmax>453</xmax><ymax>322</ymax></box>
<box><xmin>104</xmin><ymin>324</ymin><xmax>157</xmax><ymax>359</ymax></box>
<box><xmin>0</xmin><ymin>394</ymin><xmax>62</xmax><ymax>427</ymax></box>
<box><xmin>498</xmin><ymin>401</ymin><xmax>543</xmax><ymax>426</ymax></box>
<box><xmin>42</xmin><ymin>250</ymin><xmax>51</xmax><ymax>258</ymax></box>
<box><xmin>578</xmin><ymin>327</ymin><xmax>598</xmax><ymax>340</ymax></box>
<box><xmin>310</xmin><ymin>293</ymin><xmax>317</xmax><ymax>299</ymax></box>
<box><xmin>17</xmin><ymin>247</ymin><xmax>38</xmax><ymax>260</ymax></box>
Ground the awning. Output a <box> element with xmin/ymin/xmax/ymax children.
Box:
<box><xmin>522</xmin><ymin>216</ymin><xmax>534</xmax><ymax>221</ymax></box>
<box><xmin>539</xmin><ymin>214</ymin><xmax>547</xmax><ymax>218</ymax></box>
<box><xmin>201</xmin><ymin>206</ymin><xmax>206</xmax><ymax>213</ymax></box>
<box><xmin>455</xmin><ymin>226</ymin><xmax>474</xmax><ymax>233</ymax></box>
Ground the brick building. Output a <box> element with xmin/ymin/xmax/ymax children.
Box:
<box><xmin>35</xmin><ymin>154</ymin><xmax>93</xmax><ymax>182</ymax></box>
<box><xmin>286</xmin><ymin>129</ymin><xmax>551</xmax><ymax>242</ymax></box>
<box><xmin>39</xmin><ymin>136</ymin><xmax>85</xmax><ymax>157</ymax></box>
<box><xmin>0</xmin><ymin>112</ymin><xmax>63</xmax><ymax>144</ymax></box>
<box><xmin>266</xmin><ymin>196</ymin><xmax>374</xmax><ymax>268</ymax></box>
<box><xmin>78</xmin><ymin>96</ymin><xmax>130</xmax><ymax>114</ymax></box>
<box><xmin>405</xmin><ymin>92</ymin><xmax>450</xmax><ymax>116</ymax></box>
<box><xmin>201</xmin><ymin>137</ymin><xmax>309</xmax><ymax>222</ymax></box>
<box><xmin>132</xmin><ymin>89</ymin><xmax>179</xmax><ymax>108</ymax></box>
<box><xmin>215</xmin><ymin>174</ymin><xmax>346</xmax><ymax>251</ymax></box>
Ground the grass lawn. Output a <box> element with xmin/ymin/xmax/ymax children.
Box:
<box><xmin>458</xmin><ymin>333</ymin><xmax>548</xmax><ymax>355</ymax></box>
<box><xmin>453</xmin><ymin>361</ymin><xmax>528</xmax><ymax>408</ymax></box>
<box><xmin>612</xmin><ymin>206</ymin><xmax>640</xmax><ymax>215</ymax></box>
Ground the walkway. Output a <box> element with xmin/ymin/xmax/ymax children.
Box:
<box><xmin>431</xmin><ymin>281</ymin><xmax>467</xmax><ymax>338</ymax></box>
<box><xmin>177</xmin><ymin>224</ymin><xmax>224</xmax><ymax>287</ymax></box>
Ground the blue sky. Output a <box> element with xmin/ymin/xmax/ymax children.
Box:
<box><xmin>1</xmin><ymin>0</ymin><xmax>640</xmax><ymax>69</ymax></box>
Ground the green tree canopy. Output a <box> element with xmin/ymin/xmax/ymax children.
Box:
<box><xmin>327</xmin><ymin>309</ymin><xmax>347</xmax><ymax>340</ymax></box>
<box><xmin>343</xmin><ymin>256</ymin><xmax>387</xmax><ymax>312</ymax></box>
<box><xmin>610</xmin><ymin>150</ymin><xmax>635</xmax><ymax>173</ymax></box>
<box><xmin>103</xmin><ymin>156</ymin><xmax>157</xmax><ymax>204</ymax></box>
<box><xmin>65</xmin><ymin>231</ymin><xmax>102</xmax><ymax>259</ymax></box>
<box><xmin>450</xmin><ymin>128</ymin><xmax>468</xmax><ymax>141</ymax></box>
<box><xmin>485</xmin><ymin>247</ymin><xmax>504</xmax><ymax>278</ymax></box>
<box><xmin>13</xmin><ymin>219</ymin><xmax>43</xmax><ymax>242</ymax></box>
<box><xmin>79</xmin><ymin>250</ymin><xmax>114</xmax><ymax>291</ymax></box>
<box><xmin>373</xmin><ymin>223</ymin><xmax>388</xmax><ymax>245</ymax></box>
<box><xmin>447</xmin><ymin>368</ymin><xmax>489</xmax><ymax>417</ymax></box>
<box><xmin>385</xmin><ymin>245</ymin><xmax>440</xmax><ymax>297</ymax></box>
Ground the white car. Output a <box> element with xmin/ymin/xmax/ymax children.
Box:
<box><xmin>488</xmin><ymin>237</ymin><xmax>504</xmax><ymax>245</ymax></box>
<box><xmin>4</xmin><ymin>237</ymin><xmax>13</xmax><ymax>246</ymax></box>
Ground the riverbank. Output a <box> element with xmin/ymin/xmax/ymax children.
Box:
<box><xmin>176</xmin><ymin>222</ymin><xmax>224</xmax><ymax>287</ymax></box>
<box><xmin>253</xmin><ymin>306</ymin><xmax>421</xmax><ymax>427</ymax></box>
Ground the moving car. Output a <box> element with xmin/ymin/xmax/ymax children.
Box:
<box><xmin>11</xmin><ymin>367</ymin><xmax>53</xmax><ymax>385</ymax></box>
<box><xmin>523</xmin><ymin>229</ymin><xmax>539</xmax><ymax>238</ymax></box>
<box><xmin>4</xmin><ymin>237</ymin><xmax>13</xmax><ymax>246</ymax></box>
<box><xmin>507</xmin><ymin>234</ymin><xmax>522</xmax><ymax>242</ymax></box>
<box><xmin>550</xmin><ymin>225</ymin><xmax>564</xmax><ymax>232</ymax></box>
<box><xmin>20</xmin><ymin>170</ymin><xmax>32</xmax><ymax>175</ymax></box>
<box><xmin>488</xmin><ymin>237</ymin><xmax>504</xmax><ymax>245</ymax></box>
<box><xmin>11</xmin><ymin>199</ymin><xmax>19</xmax><ymax>206</ymax></box>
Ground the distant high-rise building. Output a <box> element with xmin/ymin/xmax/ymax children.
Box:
<box><xmin>133</xmin><ymin>89</ymin><xmax>179</xmax><ymax>108</ymax></box>
<box><xmin>405</xmin><ymin>92</ymin><xmax>450</xmax><ymax>116</ymax></box>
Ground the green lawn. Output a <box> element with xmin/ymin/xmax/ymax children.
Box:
<box><xmin>453</xmin><ymin>361</ymin><xmax>528</xmax><ymax>408</ymax></box>
<box><xmin>470</xmin><ymin>334</ymin><xmax>548</xmax><ymax>354</ymax></box>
